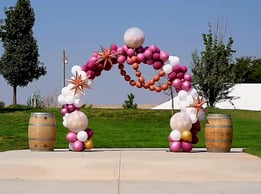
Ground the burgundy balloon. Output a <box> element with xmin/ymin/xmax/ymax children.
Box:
<box><xmin>85</xmin><ymin>128</ymin><xmax>94</xmax><ymax>139</ymax></box>
<box><xmin>67</xmin><ymin>104</ymin><xmax>76</xmax><ymax>112</ymax></box>
<box><xmin>94</xmin><ymin>70</ymin><xmax>101</xmax><ymax>77</ymax></box>
<box><xmin>168</xmin><ymin>72</ymin><xmax>177</xmax><ymax>81</ymax></box>
<box><xmin>177</xmin><ymin>72</ymin><xmax>184</xmax><ymax>79</ymax></box>
<box><xmin>181</xmin><ymin>65</ymin><xmax>188</xmax><ymax>73</ymax></box>
<box><xmin>135</xmin><ymin>46</ymin><xmax>144</xmax><ymax>53</ymax></box>
<box><xmin>86</xmin><ymin>70</ymin><xmax>95</xmax><ymax>79</ymax></box>
<box><xmin>87</xmin><ymin>60</ymin><xmax>97</xmax><ymax>70</ymax></box>
<box><xmin>173</xmin><ymin>65</ymin><xmax>181</xmax><ymax>73</ymax></box>
<box><xmin>145</xmin><ymin>58</ymin><xmax>154</xmax><ymax>65</ymax></box>
<box><xmin>153</xmin><ymin>61</ymin><xmax>163</xmax><ymax>70</ymax></box>
<box><xmin>96</xmin><ymin>63</ymin><xmax>104</xmax><ymax>71</ymax></box>
<box><xmin>110</xmin><ymin>44</ymin><xmax>118</xmax><ymax>51</ymax></box>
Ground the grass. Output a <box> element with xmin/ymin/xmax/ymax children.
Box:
<box><xmin>0</xmin><ymin>106</ymin><xmax>261</xmax><ymax>157</ymax></box>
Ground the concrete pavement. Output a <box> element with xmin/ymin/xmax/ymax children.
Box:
<box><xmin>0</xmin><ymin>148</ymin><xmax>261</xmax><ymax>194</ymax></box>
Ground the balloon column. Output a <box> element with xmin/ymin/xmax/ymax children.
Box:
<box><xmin>169</xmin><ymin>88</ymin><xmax>207</xmax><ymax>152</ymax></box>
<box><xmin>57</xmin><ymin>27</ymin><xmax>206</xmax><ymax>152</ymax></box>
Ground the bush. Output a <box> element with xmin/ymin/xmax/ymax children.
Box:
<box><xmin>0</xmin><ymin>101</ymin><xmax>5</xmax><ymax>108</ymax></box>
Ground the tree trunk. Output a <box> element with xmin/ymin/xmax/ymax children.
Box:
<box><xmin>13</xmin><ymin>86</ymin><xmax>17</xmax><ymax>105</ymax></box>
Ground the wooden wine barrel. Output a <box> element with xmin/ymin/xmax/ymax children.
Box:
<box><xmin>28</xmin><ymin>112</ymin><xmax>56</xmax><ymax>151</ymax></box>
<box><xmin>205</xmin><ymin>114</ymin><xmax>233</xmax><ymax>152</ymax></box>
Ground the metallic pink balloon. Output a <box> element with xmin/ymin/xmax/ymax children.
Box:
<box><xmin>170</xmin><ymin>141</ymin><xmax>181</xmax><ymax>152</ymax></box>
<box><xmin>181</xmin><ymin>80</ymin><xmax>192</xmax><ymax>91</ymax></box>
<box><xmin>160</xmin><ymin>51</ymin><xmax>169</xmax><ymax>62</ymax></box>
<box><xmin>177</xmin><ymin>72</ymin><xmax>184</xmax><ymax>79</ymax></box>
<box><xmin>184</xmin><ymin>74</ymin><xmax>192</xmax><ymax>82</ymax></box>
<box><xmin>137</xmin><ymin>53</ymin><xmax>145</xmax><ymax>62</ymax></box>
<box><xmin>86</xmin><ymin>70</ymin><xmax>95</xmax><ymax>79</ymax></box>
<box><xmin>66</xmin><ymin>131</ymin><xmax>77</xmax><ymax>143</ymax></box>
<box><xmin>172</xmin><ymin>78</ymin><xmax>182</xmax><ymax>89</ymax></box>
<box><xmin>144</xmin><ymin>49</ymin><xmax>152</xmax><ymax>59</ymax></box>
<box><xmin>152</xmin><ymin>52</ymin><xmax>160</xmax><ymax>60</ymax></box>
<box><xmin>61</xmin><ymin>108</ymin><xmax>68</xmax><ymax>116</ymax></box>
<box><xmin>73</xmin><ymin>140</ymin><xmax>84</xmax><ymax>152</ymax></box>
<box><xmin>117</xmin><ymin>55</ymin><xmax>126</xmax><ymax>64</ymax></box>
<box><xmin>127</xmin><ymin>48</ymin><xmax>135</xmax><ymax>57</ymax></box>
<box><xmin>181</xmin><ymin>141</ymin><xmax>193</xmax><ymax>152</ymax></box>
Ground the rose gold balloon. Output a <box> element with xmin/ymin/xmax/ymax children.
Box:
<box><xmin>139</xmin><ymin>76</ymin><xmax>145</xmax><ymax>83</ymax></box>
<box><xmin>132</xmin><ymin>63</ymin><xmax>139</xmax><ymax>70</ymax></box>
<box><xmin>136</xmin><ymin>82</ymin><xmax>142</xmax><ymax>88</ymax></box>
<box><xmin>135</xmin><ymin>70</ymin><xmax>141</xmax><ymax>77</ymax></box>
<box><xmin>130</xmin><ymin>80</ymin><xmax>136</xmax><ymax>86</ymax></box>
<box><xmin>153</xmin><ymin>75</ymin><xmax>160</xmax><ymax>82</ymax></box>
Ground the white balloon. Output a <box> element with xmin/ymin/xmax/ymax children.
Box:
<box><xmin>124</xmin><ymin>27</ymin><xmax>145</xmax><ymax>48</ymax></box>
<box><xmin>169</xmin><ymin>130</ymin><xmax>181</xmax><ymax>141</ymax></box>
<box><xmin>58</xmin><ymin>94</ymin><xmax>66</xmax><ymax>105</ymax></box>
<box><xmin>61</xmin><ymin>86</ymin><xmax>71</xmax><ymax>96</ymax></box>
<box><xmin>69</xmin><ymin>143</ymin><xmax>74</xmax><ymax>151</ymax></box>
<box><xmin>77</xmin><ymin>131</ymin><xmax>88</xmax><ymax>142</ymax></box>
<box><xmin>64</xmin><ymin>95</ymin><xmax>74</xmax><ymax>104</ymax></box>
<box><xmin>74</xmin><ymin>98</ymin><xmax>84</xmax><ymax>108</ymax></box>
<box><xmin>67</xmin><ymin>111</ymin><xmax>88</xmax><ymax>132</ymax></box>
<box><xmin>179</xmin><ymin>100</ymin><xmax>189</xmax><ymax>110</ymax></box>
<box><xmin>87</xmin><ymin>79</ymin><xmax>93</xmax><ymax>88</ymax></box>
<box><xmin>189</xmin><ymin>87</ymin><xmax>198</xmax><ymax>98</ymax></box>
<box><xmin>71</xmin><ymin>65</ymin><xmax>82</xmax><ymax>75</ymax></box>
<box><xmin>168</xmin><ymin>56</ymin><xmax>180</xmax><ymax>66</ymax></box>
<box><xmin>186</xmin><ymin>95</ymin><xmax>194</xmax><ymax>105</ymax></box>
<box><xmin>63</xmin><ymin>119</ymin><xmax>68</xmax><ymax>128</ymax></box>
<box><xmin>162</xmin><ymin>64</ymin><xmax>173</xmax><ymax>74</ymax></box>
<box><xmin>178</xmin><ymin>90</ymin><xmax>188</xmax><ymax>101</ymax></box>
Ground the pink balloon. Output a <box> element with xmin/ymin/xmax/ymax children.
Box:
<box><xmin>170</xmin><ymin>141</ymin><xmax>181</xmax><ymax>152</ymax></box>
<box><xmin>173</xmin><ymin>65</ymin><xmax>181</xmax><ymax>73</ymax></box>
<box><xmin>127</xmin><ymin>48</ymin><xmax>135</xmax><ymax>57</ymax></box>
<box><xmin>152</xmin><ymin>52</ymin><xmax>160</xmax><ymax>60</ymax></box>
<box><xmin>126</xmin><ymin>56</ymin><xmax>132</xmax><ymax>64</ymax></box>
<box><xmin>160</xmin><ymin>51</ymin><xmax>169</xmax><ymax>62</ymax></box>
<box><xmin>172</xmin><ymin>78</ymin><xmax>182</xmax><ymax>89</ymax></box>
<box><xmin>145</xmin><ymin>59</ymin><xmax>154</xmax><ymax>65</ymax></box>
<box><xmin>110</xmin><ymin>44</ymin><xmax>118</xmax><ymax>51</ymax></box>
<box><xmin>184</xmin><ymin>74</ymin><xmax>192</xmax><ymax>82</ymax></box>
<box><xmin>181</xmin><ymin>141</ymin><xmax>193</xmax><ymax>152</ymax></box>
<box><xmin>66</xmin><ymin>131</ymin><xmax>77</xmax><ymax>143</ymax></box>
<box><xmin>117</xmin><ymin>46</ymin><xmax>126</xmax><ymax>55</ymax></box>
<box><xmin>137</xmin><ymin>53</ymin><xmax>145</xmax><ymax>62</ymax></box>
<box><xmin>149</xmin><ymin>45</ymin><xmax>158</xmax><ymax>53</ymax></box>
<box><xmin>144</xmin><ymin>49</ymin><xmax>152</xmax><ymax>58</ymax></box>
<box><xmin>61</xmin><ymin>108</ymin><xmax>68</xmax><ymax>116</ymax></box>
<box><xmin>117</xmin><ymin>55</ymin><xmax>126</xmax><ymax>64</ymax></box>
<box><xmin>73</xmin><ymin>140</ymin><xmax>84</xmax><ymax>151</ymax></box>
<box><xmin>181</xmin><ymin>80</ymin><xmax>192</xmax><ymax>91</ymax></box>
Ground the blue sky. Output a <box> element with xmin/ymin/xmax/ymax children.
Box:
<box><xmin>0</xmin><ymin>0</ymin><xmax>261</xmax><ymax>106</ymax></box>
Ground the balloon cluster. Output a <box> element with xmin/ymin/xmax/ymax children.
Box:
<box><xmin>57</xmin><ymin>27</ymin><xmax>205</xmax><ymax>152</ymax></box>
<box><xmin>168</xmin><ymin>88</ymin><xmax>207</xmax><ymax>152</ymax></box>
<box><xmin>58</xmin><ymin>66</ymin><xmax>95</xmax><ymax>151</ymax></box>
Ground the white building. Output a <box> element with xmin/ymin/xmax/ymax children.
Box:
<box><xmin>152</xmin><ymin>84</ymin><xmax>261</xmax><ymax>111</ymax></box>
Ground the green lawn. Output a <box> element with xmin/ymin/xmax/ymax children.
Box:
<box><xmin>0</xmin><ymin>106</ymin><xmax>261</xmax><ymax>157</ymax></box>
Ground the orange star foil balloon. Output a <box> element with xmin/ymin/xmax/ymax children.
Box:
<box><xmin>95</xmin><ymin>45</ymin><xmax>119</xmax><ymax>68</ymax></box>
<box><xmin>69</xmin><ymin>71</ymin><xmax>91</xmax><ymax>95</ymax></box>
<box><xmin>187</xmin><ymin>95</ymin><xmax>208</xmax><ymax>116</ymax></box>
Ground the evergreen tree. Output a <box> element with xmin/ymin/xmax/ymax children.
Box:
<box><xmin>0</xmin><ymin>0</ymin><xmax>46</xmax><ymax>105</ymax></box>
<box><xmin>122</xmin><ymin>93</ymin><xmax>137</xmax><ymax>109</ymax></box>
<box><xmin>191</xmin><ymin>24</ymin><xmax>237</xmax><ymax>107</ymax></box>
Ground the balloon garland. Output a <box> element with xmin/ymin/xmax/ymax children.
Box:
<box><xmin>58</xmin><ymin>27</ymin><xmax>207</xmax><ymax>152</ymax></box>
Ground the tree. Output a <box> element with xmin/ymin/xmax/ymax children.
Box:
<box><xmin>191</xmin><ymin>23</ymin><xmax>237</xmax><ymax>107</ymax></box>
<box><xmin>0</xmin><ymin>0</ymin><xmax>46</xmax><ymax>105</ymax></box>
<box><xmin>234</xmin><ymin>57</ymin><xmax>261</xmax><ymax>83</ymax></box>
<box><xmin>122</xmin><ymin>93</ymin><xmax>137</xmax><ymax>109</ymax></box>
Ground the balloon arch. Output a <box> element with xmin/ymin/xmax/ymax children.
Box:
<box><xmin>58</xmin><ymin>27</ymin><xmax>207</xmax><ymax>152</ymax></box>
